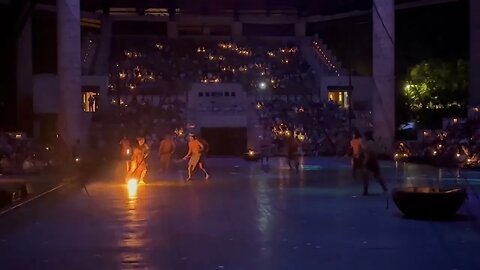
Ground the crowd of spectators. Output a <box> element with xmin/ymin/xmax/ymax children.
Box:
<box><xmin>256</xmin><ymin>98</ymin><xmax>352</xmax><ymax>156</ymax></box>
<box><xmin>104</xmin><ymin>37</ymin><xmax>320</xmax><ymax>157</ymax></box>
<box><xmin>0</xmin><ymin>132</ymin><xmax>50</xmax><ymax>175</ymax></box>
<box><xmin>395</xmin><ymin>117</ymin><xmax>480</xmax><ymax>168</ymax></box>
<box><xmin>89</xmin><ymin>95</ymin><xmax>187</xmax><ymax>159</ymax></box>
<box><xmin>109</xmin><ymin>38</ymin><xmax>316</xmax><ymax>94</ymax></box>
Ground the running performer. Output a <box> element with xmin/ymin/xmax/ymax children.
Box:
<box><xmin>182</xmin><ymin>134</ymin><xmax>209</xmax><ymax>181</ymax></box>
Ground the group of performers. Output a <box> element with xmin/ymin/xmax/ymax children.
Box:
<box><xmin>118</xmin><ymin>130</ymin><xmax>386</xmax><ymax>195</ymax></box>
<box><xmin>120</xmin><ymin>134</ymin><xmax>209</xmax><ymax>183</ymax></box>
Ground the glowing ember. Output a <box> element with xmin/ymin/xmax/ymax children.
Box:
<box><xmin>175</xmin><ymin>128</ymin><xmax>184</xmax><ymax>136</ymax></box>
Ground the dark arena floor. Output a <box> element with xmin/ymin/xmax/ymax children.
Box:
<box><xmin>1</xmin><ymin>157</ymin><xmax>480</xmax><ymax>270</ymax></box>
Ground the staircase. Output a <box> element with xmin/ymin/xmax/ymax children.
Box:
<box><xmin>300</xmin><ymin>37</ymin><xmax>346</xmax><ymax>79</ymax></box>
<box><xmin>81</xmin><ymin>33</ymin><xmax>99</xmax><ymax>75</ymax></box>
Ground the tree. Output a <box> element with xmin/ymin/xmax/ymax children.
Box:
<box><xmin>402</xmin><ymin>59</ymin><xmax>468</xmax><ymax>111</ymax></box>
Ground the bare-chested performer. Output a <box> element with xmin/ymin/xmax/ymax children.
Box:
<box><xmin>128</xmin><ymin>136</ymin><xmax>149</xmax><ymax>184</ymax></box>
<box><xmin>182</xmin><ymin>134</ymin><xmax>209</xmax><ymax>181</ymax></box>
<box><xmin>158</xmin><ymin>134</ymin><xmax>175</xmax><ymax>172</ymax></box>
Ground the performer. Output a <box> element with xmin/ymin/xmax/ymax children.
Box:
<box><xmin>88</xmin><ymin>95</ymin><xmax>95</xmax><ymax>112</ymax></box>
<box><xmin>182</xmin><ymin>134</ymin><xmax>209</xmax><ymax>181</ymax></box>
<box><xmin>260</xmin><ymin>134</ymin><xmax>271</xmax><ymax>165</ymax></box>
<box><xmin>286</xmin><ymin>136</ymin><xmax>300</xmax><ymax>171</ymax></box>
<box><xmin>158</xmin><ymin>134</ymin><xmax>176</xmax><ymax>172</ymax></box>
<box><xmin>362</xmin><ymin>131</ymin><xmax>388</xmax><ymax>196</ymax></box>
<box><xmin>350</xmin><ymin>130</ymin><xmax>364</xmax><ymax>180</ymax></box>
<box><xmin>128</xmin><ymin>136</ymin><xmax>149</xmax><ymax>184</ymax></box>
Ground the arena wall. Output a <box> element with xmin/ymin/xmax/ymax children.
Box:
<box><xmin>187</xmin><ymin>83</ymin><xmax>259</xmax><ymax>153</ymax></box>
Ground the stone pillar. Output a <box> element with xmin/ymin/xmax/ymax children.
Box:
<box><xmin>372</xmin><ymin>0</ymin><xmax>395</xmax><ymax>150</ymax></box>
<box><xmin>167</xmin><ymin>21</ymin><xmax>178</xmax><ymax>39</ymax></box>
<box><xmin>16</xmin><ymin>17</ymin><xmax>34</xmax><ymax>135</ymax></box>
<box><xmin>57</xmin><ymin>0</ymin><xmax>82</xmax><ymax>147</ymax></box>
<box><xmin>470</xmin><ymin>0</ymin><xmax>480</xmax><ymax>105</ymax></box>
<box><xmin>295</xmin><ymin>22</ymin><xmax>306</xmax><ymax>37</ymax></box>
<box><xmin>232</xmin><ymin>22</ymin><xmax>242</xmax><ymax>40</ymax></box>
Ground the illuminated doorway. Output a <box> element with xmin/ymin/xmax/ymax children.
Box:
<box><xmin>327</xmin><ymin>86</ymin><xmax>352</xmax><ymax>108</ymax></box>
<box><xmin>82</xmin><ymin>86</ymin><xmax>100</xmax><ymax>112</ymax></box>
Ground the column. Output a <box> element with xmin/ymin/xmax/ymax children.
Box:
<box><xmin>470</xmin><ymin>0</ymin><xmax>480</xmax><ymax>105</ymax></box>
<box><xmin>16</xmin><ymin>17</ymin><xmax>33</xmax><ymax>135</ymax></box>
<box><xmin>372</xmin><ymin>0</ymin><xmax>395</xmax><ymax>150</ymax></box>
<box><xmin>57</xmin><ymin>0</ymin><xmax>82</xmax><ymax>147</ymax></box>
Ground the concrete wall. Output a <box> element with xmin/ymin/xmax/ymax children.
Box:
<box><xmin>188</xmin><ymin>83</ymin><xmax>247</xmax><ymax>112</ymax></box>
<box><xmin>112</xmin><ymin>15</ymin><xmax>306</xmax><ymax>38</ymax></box>
<box><xmin>33</xmin><ymin>74</ymin><xmax>109</xmax><ymax>113</ymax></box>
<box><xmin>33</xmin><ymin>74</ymin><xmax>59</xmax><ymax>114</ymax></box>
<box><xmin>187</xmin><ymin>83</ymin><xmax>259</xmax><ymax>148</ymax></box>
<box><xmin>33</xmin><ymin>73</ymin><xmax>100</xmax><ymax>141</ymax></box>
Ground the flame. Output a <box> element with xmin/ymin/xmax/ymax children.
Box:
<box><xmin>127</xmin><ymin>179</ymin><xmax>139</xmax><ymax>199</ymax></box>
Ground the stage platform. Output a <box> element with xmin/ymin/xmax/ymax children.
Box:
<box><xmin>0</xmin><ymin>157</ymin><xmax>479</xmax><ymax>269</ymax></box>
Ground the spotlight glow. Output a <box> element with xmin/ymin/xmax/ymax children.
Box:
<box><xmin>259</xmin><ymin>82</ymin><xmax>267</xmax><ymax>90</ymax></box>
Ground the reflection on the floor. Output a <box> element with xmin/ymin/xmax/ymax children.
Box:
<box><xmin>119</xmin><ymin>180</ymin><xmax>148</xmax><ymax>269</ymax></box>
